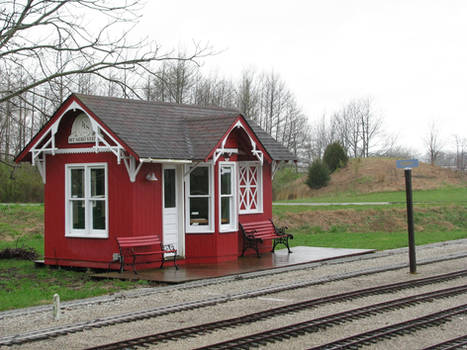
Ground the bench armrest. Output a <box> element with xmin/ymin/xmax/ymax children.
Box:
<box><xmin>162</xmin><ymin>244</ymin><xmax>176</xmax><ymax>252</ymax></box>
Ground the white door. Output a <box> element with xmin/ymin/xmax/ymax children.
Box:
<box><xmin>163</xmin><ymin>165</ymin><xmax>179</xmax><ymax>255</ymax></box>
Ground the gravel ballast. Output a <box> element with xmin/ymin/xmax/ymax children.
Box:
<box><xmin>1</xmin><ymin>239</ymin><xmax>467</xmax><ymax>349</ymax></box>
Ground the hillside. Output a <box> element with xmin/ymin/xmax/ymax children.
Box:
<box><xmin>274</xmin><ymin>158</ymin><xmax>467</xmax><ymax>201</ymax></box>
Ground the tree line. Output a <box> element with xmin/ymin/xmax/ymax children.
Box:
<box><xmin>1</xmin><ymin>52</ymin><xmax>392</xmax><ymax>165</ymax></box>
<box><xmin>1</xmin><ymin>0</ymin><xmax>465</xmax><ymax>177</ymax></box>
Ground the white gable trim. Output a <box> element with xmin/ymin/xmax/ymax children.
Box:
<box><xmin>212</xmin><ymin>120</ymin><xmax>263</xmax><ymax>165</ymax></box>
<box><xmin>28</xmin><ymin>102</ymin><xmax>126</xmax><ymax>183</ymax></box>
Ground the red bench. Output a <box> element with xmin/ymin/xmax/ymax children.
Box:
<box><xmin>116</xmin><ymin>235</ymin><xmax>178</xmax><ymax>273</ymax></box>
<box><xmin>239</xmin><ymin>219</ymin><xmax>293</xmax><ymax>258</ymax></box>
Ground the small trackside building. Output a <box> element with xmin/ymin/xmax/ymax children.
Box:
<box><xmin>15</xmin><ymin>94</ymin><xmax>296</xmax><ymax>270</ymax></box>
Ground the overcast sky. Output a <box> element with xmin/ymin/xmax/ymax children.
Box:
<box><xmin>138</xmin><ymin>0</ymin><xmax>467</xmax><ymax>154</ymax></box>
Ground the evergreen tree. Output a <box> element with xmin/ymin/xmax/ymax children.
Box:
<box><xmin>323</xmin><ymin>142</ymin><xmax>348</xmax><ymax>173</ymax></box>
<box><xmin>305</xmin><ymin>160</ymin><xmax>330</xmax><ymax>189</ymax></box>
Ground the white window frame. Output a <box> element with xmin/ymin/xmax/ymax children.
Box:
<box><xmin>219</xmin><ymin>161</ymin><xmax>237</xmax><ymax>232</ymax></box>
<box><xmin>238</xmin><ymin>161</ymin><xmax>263</xmax><ymax>214</ymax></box>
<box><xmin>185</xmin><ymin>162</ymin><xmax>214</xmax><ymax>233</ymax></box>
<box><xmin>65</xmin><ymin>163</ymin><xmax>108</xmax><ymax>239</ymax></box>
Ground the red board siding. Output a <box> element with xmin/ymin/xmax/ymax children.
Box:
<box><xmin>237</xmin><ymin>162</ymin><xmax>273</xmax><ymax>256</ymax></box>
<box><xmin>44</xmin><ymin>152</ymin><xmax>131</xmax><ymax>268</ymax></box>
<box><xmin>40</xmin><ymin>106</ymin><xmax>276</xmax><ymax>269</ymax></box>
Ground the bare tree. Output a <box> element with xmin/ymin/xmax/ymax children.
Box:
<box><xmin>359</xmin><ymin>97</ymin><xmax>382</xmax><ymax>157</ymax></box>
<box><xmin>0</xmin><ymin>1</ymin><xmax>212</xmax><ymax>159</ymax></box>
<box><xmin>149</xmin><ymin>58</ymin><xmax>199</xmax><ymax>104</ymax></box>
<box><xmin>424</xmin><ymin>122</ymin><xmax>444</xmax><ymax>165</ymax></box>
<box><xmin>453</xmin><ymin>134</ymin><xmax>466</xmax><ymax>171</ymax></box>
<box><xmin>0</xmin><ymin>0</ymin><xmax>208</xmax><ymax>105</ymax></box>
<box><xmin>328</xmin><ymin>98</ymin><xmax>383</xmax><ymax>158</ymax></box>
<box><xmin>236</xmin><ymin>70</ymin><xmax>259</xmax><ymax>119</ymax></box>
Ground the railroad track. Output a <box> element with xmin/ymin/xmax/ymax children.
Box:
<box><xmin>195</xmin><ymin>290</ymin><xmax>467</xmax><ymax>350</ymax></box>
<box><xmin>2</xmin><ymin>249</ymin><xmax>466</xmax><ymax>321</ymax></box>
<box><xmin>83</xmin><ymin>273</ymin><xmax>467</xmax><ymax>350</ymax></box>
<box><xmin>308</xmin><ymin>304</ymin><xmax>467</xmax><ymax>350</ymax></box>
<box><xmin>422</xmin><ymin>334</ymin><xmax>467</xmax><ymax>350</ymax></box>
<box><xmin>2</xmin><ymin>269</ymin><xmax>466</xmax><ymax>347</ymax></box>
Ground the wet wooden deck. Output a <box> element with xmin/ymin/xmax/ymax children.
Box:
<box><xmin>93</xmin><ymin>246</ymin><xmax>375</xmax><ymax>283</ymax></box>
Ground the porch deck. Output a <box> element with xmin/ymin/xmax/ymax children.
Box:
<box><xmin>93</xmin><ymin>246</ymin><xmax>375</xmax><ymax>283</ymax></box>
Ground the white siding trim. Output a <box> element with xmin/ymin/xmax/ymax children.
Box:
<box><xmin>65</xmin><ymin>162</ymin><xmax>108</xmax><ymax>239</ymax></box>
<box><xmin>219</xmin><ymin>161</ymin><xmax>238</xmax><ymax>233</ymax></box>
<box><xmin>184</xmin><ymin>162</ymin><xmax>214</xmax><ymax>233</ymax></box>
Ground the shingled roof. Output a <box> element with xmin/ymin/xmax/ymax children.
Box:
<box><xmin>73</xmin><ymin>94</ymin><xmax>296</xmax><ymax>161</ymax></box>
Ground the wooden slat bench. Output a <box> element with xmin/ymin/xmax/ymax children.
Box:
<box><xmin>239</xmin><ymin>219</ymin><xmax>293</xmax><ymax>258</ymax></box>
<box><xmin>116</xmin><ymin>235</ymin><xmax>178</xmax><ymax>273</ymax></box>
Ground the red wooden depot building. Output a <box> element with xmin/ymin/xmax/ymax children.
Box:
<box><xmin>15</xmin><ymin>94</ymin><xmax>296</xmax><ymax>270</ymax></box>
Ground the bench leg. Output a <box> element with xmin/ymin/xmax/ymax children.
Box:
<box><xmin>241</xmin><ymin>241</ymin><xmax>260</xmax><ymax>257</ymax></box>
<box><xmin>284</xmin><ymin>237</ymin><xmax>292</xmax><ymax>254</ymax></box>
<box><xmin>159</xmin><ymin>254</ymin><xmax>178</xmax><ymax>270</ymax></box>
<box><xmin>132</xmin><ymin>255</ymin><xmax>138</xmax><ymax>274</ymax></box>
<box><xmin>119</xmin><ymin>256</ymin><xmax>124</xmax><ymax>273</ymax></box>
<box><xmin>272</xmin><ymin>239</ymin><xmax>278</xmax><ymax>252</ymax></box>
<box><xmin>254</xmin><ymin>240</ymin><xmax>261</xmax><ymax>258</ymax></box>
<box><xmin>241</xmin><ymin>246</ymin><xmax>246</xmax><ymax>256</ymax></box>
<box><xmin>272</xmin><ymin>237</ymin><xmax>292</xmax><ymax>254</ymax></box>
<box><xmin>241</xmin><ymin>240</ymin><xmax>249</xmax><ymax>256</ymax></box>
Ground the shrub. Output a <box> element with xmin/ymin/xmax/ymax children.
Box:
<box><xmin>306</xmin><ymin>160</ymin><xmax>330</xmax><ymax>189</ymax></box>
<box><xmin>0</xmin><ymin>247</ymin><xmax>39</xmax><ymax>260</ymax></box>
<box><xmin>323</xmin><ymin>142</ymin><xmax>349</xmax><ymax>173</ymax></box>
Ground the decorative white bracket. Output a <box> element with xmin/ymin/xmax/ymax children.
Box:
<box><xmin>271</xmin><ymin>160</ymin><xmax>281</xmax><ymax>180</ymax></box>
<box><xmin>35</xmin><ymin>153</ymin><xmax>46</xmax><ymax>184</ymax></box>
<box><xmin>123</xmin><ymin>155</ymin><xmax>143</xmax><ymax>183</ymax></box>
<box><xmin>213</xmin><ymin>148</ymin><xmax>239</xmax><ymax>164</ymax></box>
<box><xmin>88</xmin><ymin>118</ymin><xmax>123</xmax><ymax>164</ymax></box>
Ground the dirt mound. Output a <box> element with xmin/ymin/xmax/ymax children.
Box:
<box><xmin>275</xmin><ymin>158</ymin><xmax>466</xmax><ymax>200</ymax></box>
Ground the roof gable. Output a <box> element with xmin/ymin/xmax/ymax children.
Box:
<box><xmin>16</xmin><ymin>94</ymin><xmax>296</xmax><ymax>163</ymax></box>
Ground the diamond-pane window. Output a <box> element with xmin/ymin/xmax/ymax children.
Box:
<box><xmin>238</xmin><ymin>162</ymin><xmax>262</xmax><ymax>214</ymax></box>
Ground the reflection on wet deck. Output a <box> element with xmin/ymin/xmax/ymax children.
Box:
<box><xmin>94</xmin><ymin>246</ymin><xmax>374</xmax><ymax>283</ymax></box>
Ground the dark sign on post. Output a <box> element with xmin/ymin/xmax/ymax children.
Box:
<box><xmin>396</xmin><ymin>159</ymin><xmax>419</xmax><ymax>274</ymax></box>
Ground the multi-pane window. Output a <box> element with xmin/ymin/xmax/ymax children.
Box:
<box><xmin>164</xmin><ymin>168</ymin><xmax>176</xmax><ymax>208</ymax></box>
<box><xmin>219</xmin><ymin>162</ymin><xmax>236</xmax><ymax>231</ymax></box>
<box><xmin>238</xmin><ymin>162</ymin><xmax>262</xmax><ymax>214</ymax></box>
<box><xmin>186</xmin><ymin>164</ymin><xmax>213</xmax><ymax>232</ymax></box>
<box><xmin>66</xmin><ymin>163</ymin><xmax>108</xmax><ymax>238</ymax></box>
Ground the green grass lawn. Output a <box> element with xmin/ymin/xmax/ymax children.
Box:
<box><xmin>276</xmin><ymin>186</ymin><xmax>467</xmax><ymax>204</ymax></box>
<box><xmin>0</xmin><ymin>204</ymin><xmax>151</xmax><ymax>312</ymax></box>
<box><xmin>0</xmin><ymin>259</ymin><xmax>150</xmax><ymax>311</ymax></box>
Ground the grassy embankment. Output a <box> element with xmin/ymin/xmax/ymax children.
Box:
<box><xmin>273</xmin><ymin>186</ymin><xmax>467</xmax><ymax>251</ymax></box>
<box><xmin>272</xmin><ymin>159</ymin><xmax>466</xmax><ymax>250</ymax></box>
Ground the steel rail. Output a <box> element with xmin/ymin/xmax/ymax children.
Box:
<box><xmin>2</xmin><ymin>269</ymin><xmax>466</xmax><ymax>347</ymax></box>
<box><xmin>2</xmin><ymin>269</ymin><xmax>467</xmax><ymax>347</ymax></box>
<box><xmin>87</xmin><ymin>280</ymin><xmax>467</xmax><ymax>350</ymax></box>
<box><xmin>308</xmin><ymin>304</ymin><xmax>467</xmax><ymax>350</ymax></box>
<box><xmin>194</xmin><ymin>286</ymin><xmax>467</xmax><ymax>350</ymax></box>
<box><xmin>2</xmin><ymin>249</ymin><xmax>467</xmax><ymax>327</ymax></box>
<box><xmin>2</xmin><ymin>248</ymin><xmax>467</xmax><ymax>321</ymax></box>
<box><xmin>422</xmin><ymin>335</ymin><xmax>467</xmax><ymax>350</ymax></box>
